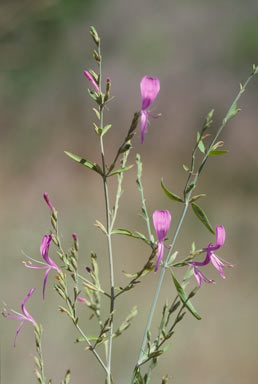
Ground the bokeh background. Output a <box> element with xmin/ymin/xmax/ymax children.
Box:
<box><xmin>1</xmin><ymin>0</ymin><xmax>258</xmax><ymax>383</ymax></box>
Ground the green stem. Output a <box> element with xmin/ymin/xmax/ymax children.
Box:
<box><xmin>110</xmin><ymin>150</ymin><xmax>130</xmax><ymax>231</ymax></box>
<box><xmin>75</xmin><ymin>323</ymin><xmax>109</xmax><ymax>375</ymax></box>
<box><xmin>132</xmin><ymin>69</ymin><xmax>257</xmax><ymax>382</ymax></box>
<box><xmin>98</xmin><ymin>39</ymin><xmax>114</xmax><ymax>384</ymax></box>
<box><xmin>135</xmin><ymin>202</ymin><xmax>189</xmax><ymax>370</ymax></box>
<box><xmin>136</xmin><ymin>154</ymin><xmax>154</xmax><ymax>246</ymax></box>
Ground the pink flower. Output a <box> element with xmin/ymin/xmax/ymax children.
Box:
<box><xmin>189</xmin><ymin>226</ymin><xmax>232</xmax><ymax>286</ymax></box>
<box><xmin>140</xmin><ymin>76</ymin><xmax>160</xmax><ymax>143</ymax></box>
<box><xmin>152</xmin><ymin>210</ymin><xmax>171</xmax><ymax>272</ymax></box>
<box><xmin>84</xmin><ymin>70</ymin><xmax>99</xmax><ymax>92</ymax></box>
<box><xmin>3</xmin><ymin>288</ymin><xmax>36</xmax><ymax>346</ymax></box>
<box><xmin>25</xmin><ymin>235</ymin><xmax>60</xmax><ymax>299</ymax></box>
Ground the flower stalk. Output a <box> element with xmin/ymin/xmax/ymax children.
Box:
<box><xmin>96</xmin><ymin>35</ymin><xmax>115</xmax><ymax>384</ymax></box>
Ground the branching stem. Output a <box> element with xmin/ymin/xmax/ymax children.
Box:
<box><xmin>132</xmin><ymin>70</ymin><xmax>257</xmax><ymax>382</ymax></box>
<box><xmin>98</xmin><ymin>39</ymin><xmax>114</xmax><ymax>384</ymax></box>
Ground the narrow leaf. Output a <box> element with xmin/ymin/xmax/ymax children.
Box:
<box><xmin>93</xmin><ymin>108</ymin><xmax>100</xmax><ymax>119</ymax></box>
<box><xmin>114</xmin><ymin>306</ymin><xmax>138</xmax><ymax>337</ymax></box>
<box><xmin>88</xmin><ymin>89</ymin><xmax>98</xmax><ymax>101</ymax></box>
<box><xmin>108</xmin><ymin>165</ymin><xmax>134</xmax><ymax>177</ymax></box>
<box><xmin>93</xmin><ymin>122</ymin><xmax>101</xmax><ymax>136</ymax></box>
<box><xmin>190</xmin><ymin>194</ymin><xmax>206</xmax><ymax>203</ymax></box>
<box><xmin>224</xmin><ymin>101</ymin><xmax>240</xmax><ymax>122</ymax></box>
<box><xmin>112</xmin><ymin>228</ymin><xmax>149</xmax><ymax>245</ymax></box>
<box><xmin>170</xmin><ymin>270</ymin><xmax>201</xmax><ymax>320</ymax></box>
<box><xmin>95</xmin><ymin>220</ymin><xmax>107</xmax><ymax>235</ymax></box>
<box><xmin>112</xmin><ymin>228</ymin><xmax>132</xmax><ymax>236</ymax></box>
<box><xmin>161</xmin><ymin>179</ymin><xmax>183</xmax><ymax>203</ymax></box>
<box><xmin>101</xmin><ymin>124</ymin><xmax>112</xmax><ymax>136</ymax></box>
<box><xmin>191</xmin><ymin>203</ymin><xmax>215</xmax><ymax>234</ymax></box>
<box><xmin>209</xmin><ymin>150</ymin><xmax>228</xmax><ymax>156</ymax></box>
<box><xmin>64</xmin><ymin>151</ymin><xmax>102</xmax><ymax>174</ymax></box>
<box><xmin>197</xmin><ymin>132</ymin><xmax>205</xmax><ymax>153</ymax></box>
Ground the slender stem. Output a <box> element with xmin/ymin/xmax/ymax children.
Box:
<box><xmin>110</xmin><ymin>150</ymin><xmax>129</xmax><ymax>231</ymax></box>
<box><xmin>136</xmin><ymin>202</ymin><xmax>189</xmax><ymax>368</ymax></box>
<box><xmin>132</xmin><ymin>70</ymin><xmax>257</xmax><ymax>382</ymax></box>
<box><xmin>75</xmin><ymin>322</ymin><xmax>109</xmax><ymax>374</ymax></box>
<box><xmin>38</xmin><ymin>341</ymin><xmax>45</xmax><ymax>383</ymax></box>
<box><xmin>98</xmin><ymin>39</ymin><xmax>114</xmax><ymax>384</ymax></box>
<box><xmin>136</xmin><ymin>154</ymin><xmax>154</xmax><ymax>245</ymax></box>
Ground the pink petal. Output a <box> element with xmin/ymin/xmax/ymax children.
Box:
<box><xmin>153</xmin><ymin>210</ymin><xmax>171</xmax><ymax>243</ymax></box>
<box><xmin>21</xmin><ymin>288</ymin><xmax>35</xmax><ymax>320</ymax></box>
<box><xmin>210</xmin><ymin>254</ymin><xmax>226</xmax><ymax>279</ymax></box>
<box><xmin>84</xmin><ymin>70</ymin><xmax>99</xmax><ymax>92</ymax></box>
<box><xmin>193</xmin><ymin>266</ymin><xmax>215</xmax><ymax>287</ymax></box>
<box><xmin>25</xmin><ymin>264</ymin><xmax>48</xmax><ymax>270</ymax></box>
<box><xmin>13</xmin><ymin>321</ymin><xmax>24</xmax><ymax>347</ymax></box>
<box><xmin>43</xmin><ymin>268</ymin><xmax>51</xmax><ymax>300</ymax></box>
<box><xmin>154</xmin><ymin>242</ymin><xmax>164</xmax><ymax>272</ymax></box>
<box><xmin>140</xmin><ymin>76</ymin><xmax>160</xmax><ymax>111</ymax></box>
<box><xmin>215</xmin><ymin>225</ymin><xmax>226</xmax><ymax>249</ymax></box>
<box><xmin>188</xmin><ymin>253</ymin><xmax>210</xmax><ymax>267</ymax></box>
<box><xmin>140</xmin><ymin>110</ymin><xmax>148</xmax><ymax>144</ymax></box>
<box><xmin>40</xmin><ymin>234</ymin><xmax>52</xmax><ymax>262</ymax></box>
<box><xmin>43</xmin><ymin>192</ymin><xmax>54</xmax><ymax>212</ymax></box>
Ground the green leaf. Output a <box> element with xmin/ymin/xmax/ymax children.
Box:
<box><xmin>112</xmin><ymin>228</ymin><xmax>149</xmax><ymax>245</ymax></box>
<box><xmin>191</xmin><ymin>203</ymin><xmax>215</xmax><ymax>234</ymax></box>
<box><xmin>161</xmin><ymin>179</ymin><xmax>184</xmax><ymax>203</ymax></box>
<box><xmin>190</xmin><ymin>194</ymin><xmax>206</xmax><ymax>203</ymax></box>
<box><xmin>93</xmin><ymin>108</ymin><xmax>100</xmax><ymax>119</ymax></box>
<box><xmin>183</xmin><ymin>164</ymin><xmax>189</xmax><ymax>171</ymax></box>
<box><xmin>224</xmin><ymin>101</ymin><xmax>240</xmax><ymax>122</ymax></box>
<box><xmin>170</xmin><ymin>270</ymin><xmax>201</xmax><ymax>320</ymax></box>
<box><xmin>93</xmin><ymin>122</ymin><xmax>101</xmax><ymax>135</ymax></box>
<box><xmin>209</xmin><ymin>150</ymin><xmax>228</xmax><ymax>156</ymax></box>
<box><xmin>114</xmin><ymin>306</ymin><xmax>138</xmax><ymax>337</ymax></box>
<box><xmin>101</xmin><ymin>124</ymin><xmax>112</xmax><ymax>136</ymax></box>
<box><xmin>64</xmin><ymin>151</ymin><xmax>102</xmax><ymax>174</ymax></box>
<box><xmin>61</xmin><ymin>370</ymin><xmax>71</xmax><ymax>384</ymax></box>
<box><xmin>112</xmin><ymin>228</ymin><xmax>132</xmax><ymax>236</ymax></box>
<box><xmin>197</xmin><ymin>132</ymin><xmax>205</xmax><ymax>153</ymax></box>
<box><xmin>88</xmin><ymin>88</ymin><xmax>98</xmax><ymax>101</ymax></box>
<box><xmin>95</xmin><ymin>220</ymin><xmax>107</xmax><ymax>235</ymax></box>
<box><xmin>167</xmin><ymin>251</ymin><xmax>178</xmax><ymax>266</ymax></box>
<box><xmin>108</xmin><ymin>165</ymin><xmax>134</xmax><ymax>176</ymax></box>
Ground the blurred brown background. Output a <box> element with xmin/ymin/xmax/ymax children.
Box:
<box><xmin>1</xmin><ymin>0</ymin><xmax>258</xmax><ymax>383</ymax></box>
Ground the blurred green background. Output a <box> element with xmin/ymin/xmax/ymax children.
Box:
<box><xmin>1</xmin><ymin>0</ymin><xmax>258</xmax><ymax>383</ymax></box>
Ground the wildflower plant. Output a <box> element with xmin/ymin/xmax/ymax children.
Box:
<box><xmin>2</xmin><ymin>26</ymin><xmax>258</xmax><ymax>384</ymax></box>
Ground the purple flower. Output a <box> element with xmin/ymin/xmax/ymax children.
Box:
<box><xmin>189</xmin><ymin>226</ymin><xmax>232</xmax><ymax>286</ymax></box>
<box><xmin>3</xmin><ymin>288</ymin><xmax>36</xmax><ymax>347</ymax></box>
<box><xmin>25</xmin><ymin>235</ymin><xmax>60</xmax><ymax>299</ymax></box>
<box><xmin>140</xmin><ymin>76</ymin><xmax>160</xmax><ymax>143</ymax></box>
<box><xmin>43</xmin><ymin>192</ymin><xmax>54</xmax><ymax>212</ymax></box>
<box><xmin>152</xmin><ymin>210</ymin><xmax>171</xmax><ymax>272</ymax></box>
<box><xmin>84</xmin><ymin>70</ymin><xmax>99</xmax><ymax>92</ymax></box>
